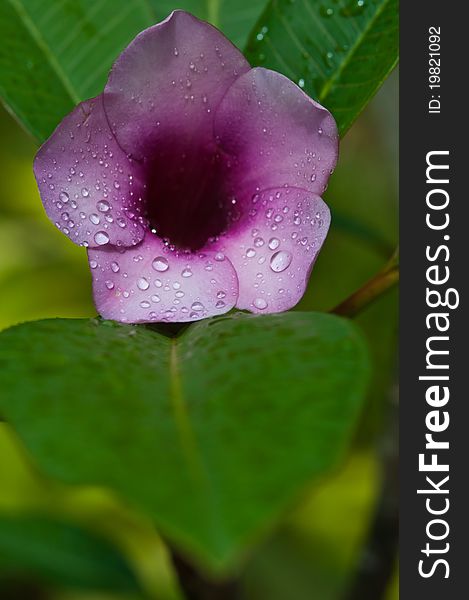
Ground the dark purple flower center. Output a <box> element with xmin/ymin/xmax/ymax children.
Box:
<box><xmin>144</xmin><ymin>140</ymin><xmax>233</xmax><ymax>251</ymax></box>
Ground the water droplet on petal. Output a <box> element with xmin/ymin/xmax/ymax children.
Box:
<box><xmin>246</xmin><ymin>248</ymin><xmax>256</xmax><ymax>258</ymax></box>
<box><xmin>152</xmin><ymin>256</ymin><xmax>169</xmax><ymax>272</ymax></box>
<box><xmin>181</xmin><ymin>267</ymin><xmax>193</xmax><ymax>277</ymax></box>
<box><xmin>268</xmin><ymin>237</ymin><xmax>280</xmax><ymax>250</ymax></box>
<box><xmin>59</xmin><ymin>191</ymin><xmax>69</xmax><ymax>203</ymax></box>
<box><xmin>89</xmin><ymin>260</ymin><xmax>98</xmax><ymax>269</ymax></box>
<box><xmin>111</xmin><ymin>261</ymin><xmax>120</xmax><ymax>272</ymax></box>
<box><xmin>137</xmin><ymin>277</ymin><xmax>150</xmax><ymax>290</ymax></box>
<box><xmin>94</xmin><ymin>231</ymin><xmax>109</xmax><ymax>245</ymax></box>
<box><xmin>270</xmin><ymin>250</ymin><xmax>293</xmax><ymax>272</ymax></box>
<box><xmin>105</xmin><ymin>280</ymin><xmax>114</xmax><ymax>290</ymax></box>
<box><xmin>191</xmin><ymin>301</ymin><xmax>204</xmax><ymax>312</ymax></box>
<box><xmin>254</xmin><ymin>297</ymin><xmax>268</xmax><ymax>310</ymax></box>
<box><xmin>81</xmin><ymin>187</ymin><xmax>89</xmax><ymax>197</ymax></box>
<box><xmin>97</xmin><ymin>200</ymin><xmax>110</xmax><ymax>212</ymax></box>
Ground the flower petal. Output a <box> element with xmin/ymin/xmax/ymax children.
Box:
<box><xmin>215</xmin><ymin>187</ymin><xmax>330</xmax><ymax>313</ymax></box>
<box><xmin>34</xmin><ymin>96</ymin><xmax>146</xmax><ymax>248</ymax></box>
<box><xmin>103</xmin><ymin>10</ymin><xmax>250</xmax><ymax>160</ymax></box>
<box><xmin>88</xmin><ymin>232</ymin><xmax>239</xmax><ymax>323</ymax></box>
<box><xmin>214</xmin><ymin>68</ymin><xmax>338</xmax><ymax>197</ymax></box>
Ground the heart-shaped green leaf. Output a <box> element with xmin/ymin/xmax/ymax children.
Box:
<box><xmin>0</xmin><ymin>514</ymin><xmax>139</xmax><ymax>592</ymax></box>
<box><xmin>0</xmin><ymin>313</ymin><xmax>369</xmax><ymax>571</ymax></box>
<box><xmin>245</xmin><ymin>0</ymin><xmax>399</xmax><ymax>135</ymax></box>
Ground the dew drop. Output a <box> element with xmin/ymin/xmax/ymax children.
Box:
<box><xmin>59</xmin><ymin>191</ymin><xmax>69</xmax><ymax>203</ymax></box>
<box><xmin>152</xmin><ymin>256</ymin><xmax>169</xmax><ymax>272</ymax></box>
<box><xmin>97</xmin><ymin>200</ymin><xmax>110</xmax><ymax>212</ymax></box>
<box><xmin>270</xmin><ymin>250</ymin><xmax>293</xmax><ymax>272</ymax></box>
<box><xmin>94</xmin><ymin>231</ymin><xmax>109</xmax><ymax>245</ymax></box>
<box><xmin>246</xmin><ymin>248</ymin><xmax>256</xmax><ymax>258</ymax></box>
<box><xmin>111</xmin><ymin>261</ymin><xmax>120</xmax><ymax>273</ymax></box>
<box><xmin>191</xmin><ymin>301</ymin><xmax>204</xmax><ymax>312</ymax></box>
<box><xmin>137</xmin><ymin>277</ymin><xmax>150</xmax><ymax>290</ymax></box>
<box><xmin>253</xmin><ymin>297</ymin><xmax>268</xmax><ymax>310</ymax></box>
<box><xmin>140</xmin><ymin>300</ymin><xmax>151</xmax><ymax>308</ymax></box>
<box><xmin>181</xmin><ymin>267</ymin><xmax>193</xmax><ymax>277</ymax></box>
<box><xmin>81</xmin><ymin>187</ymin><xmax>89</xmax><ymax>197</ymax></box>
<box><xmin>268</xmin><ymin>237</ymin><xmax>280</xmax><ymax>250</ymax></box>
<box><xmin>105</xmin><ymin>280</ymin><xmax>114</xmax><ymax>290</ymax></box>
<box><xmin>254</xmin><ymin>236</ymin><xmax>265</xmax><ymax>247</ymax></box>
<box><xmin>89</xmin><ymin>213</ymin><xmax>100</xmax><ymax>225</ymax></box>
<box><xmin>89</xmin><ymin>260</ymin><xmax>98</xmax><ymax>269</ymax></box>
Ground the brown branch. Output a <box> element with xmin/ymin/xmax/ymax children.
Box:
<box><xmin>332</xmin><ymin>249</ymin><xmax>399</xmax><ymax>318</ymax></box>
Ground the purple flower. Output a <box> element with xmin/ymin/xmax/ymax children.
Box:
<box><xmin>34</xmin><ymin>11</ymin><xmax>338</xmax><ymax>323</ymax></box>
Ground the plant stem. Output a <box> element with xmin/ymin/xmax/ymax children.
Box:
<box><xmin>332</xmin><ymin>249</ymin><xmax>399</xmax><ymax>318</ymax></box>
<box><xmin>170</xmin><ymin>550</ymin><xmax>240</xmax><ymax>600</ymax></box>
<box><xmin>343</xmin><ymin>384</ymin><xmax>399</xmax><ymax>600</ymax></box>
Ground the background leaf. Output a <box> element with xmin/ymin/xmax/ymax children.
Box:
<box><xmin>0</xmin><ymin>313</ymin><xmax>369</xmax><ymax>572</ymax></box>
<box><xmin>245</xmin><ymin>0</ymin><xmax>399</xmax><ymax>135</ymax></box>
<box><xmin>0</xmin><ymin>0</ymin><xmax>154</xmax><ymax>142</ymax></box>
<box><xmin>0</xmin><ymin>514</ymin><xmax>140</xmax><ymax>593</ymax></box>
<box><xmin>0</xmin><ymin>0</ymin><xmax>268</xmax><ymax>143</ymax></box>
<box><xmin>148</xmin><ymin>0</ymin><xmax>268</xmax><ymax>50</ymax></box>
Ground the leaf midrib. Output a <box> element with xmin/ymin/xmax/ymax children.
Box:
<box><xmin>318</xmin><ymin>0</ymin><xmax>393</xmax><ymax>104</ymax></box>
<box><xmin>207</xmin><ymin>0</ymin><xmax>221</xmax><ymax>27</ymax></box>
<box><xmin>169</xmin><ymin>338</ymin><xmax>206</xmax><ymax>482</ymax></box>
<box><xmin>8</xmin><ymin>0</ymin><xmax>81</xmax><ymax>105</ymax></box>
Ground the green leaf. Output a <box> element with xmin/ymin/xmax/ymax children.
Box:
<box><xmin>245</xmin><ymin>0</ymin><xmax>399</xmax><ymax>135</ymax></box>
<box><xmin>0</xmin><ymin>0</ymin><xmax>154</xmax><ymax>142</ymax></box>
<box><xmin>0</xmin><ymin>514</ymin><xmax>139</xmax><ymax>592</ymax></box>
<box><xmin>148</xmin><ymin>0</ymin><xmax>268</xmax><ymax>50</ymax></box>
<box><xmin>0</xmin><ymin>313</ymin><xmax>369</xmax><ymax>572</ymax></box>
<box><xmin>0</xmin><ymin>0</ymin><xmax>268</xmax><ymax>144</ymax></box>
